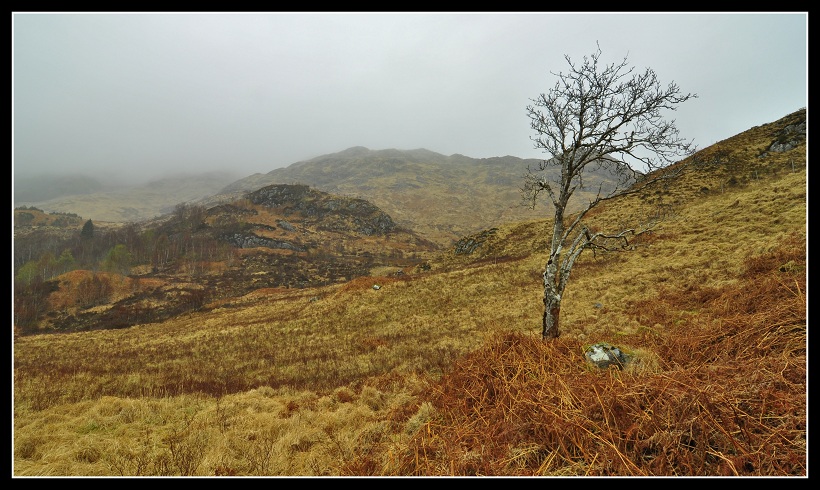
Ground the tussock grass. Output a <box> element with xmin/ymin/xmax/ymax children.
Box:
<box><xmin>388</xmin><ymin>232</ymin><xmax>805</xmax><ymax>476</ymax></box>
<box><xmin>13</xmin><ymin>141</ymin><xmax>806</xmax><ymax>475</ymax></box>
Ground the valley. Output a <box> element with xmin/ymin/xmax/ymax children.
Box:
<box><xmin>11</xmin><ymin>108</ymin><xmax>807</xmax><ymax>476</ymax></box>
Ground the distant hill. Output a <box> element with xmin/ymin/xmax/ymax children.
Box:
<box><xmin>14</xmin><ymin>108</ymin><xmax>807</xmax><ymax>249</ymax></box>
<box><xmin>13</xmin><ymin>171</ymin><xmax>240</xmax><ymax>223</ymax></box>
<box><xmin>14</xmin><ymin>174</ymin><xmax>106</xmax><ymax>202</ymax></box>
<box><xmin>13</xmin><ymin>148</ymin><xmax>605</xmax><ymax>246</ymax></box>
<box><xmin>208</xmin><ymin>147</ymin><xmax>617</xmax><ymax>246</ymax></box>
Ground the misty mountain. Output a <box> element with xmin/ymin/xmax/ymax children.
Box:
<box><xmin>13</xmin><ymin>172</ymin><xmax>241</xmax><ymax>223</ymax></box>
<box><xmin>208</xmin><ymin>147</ymin><xmax>615</xmax><ymax>246</ymax></box>
<box><xmin>14</xmin><ymin>148</ymin><xmax>598</xmax><ymax>246</ymax></box>
<box><xmin>16</xmin><ymin>107</ymin><xmax>805</xmax><ymax>248</ymax></box>
<box><xmin>14</xmin><ymin>174</ymin><xmax>107</xmax><ymax>203</ymax></box>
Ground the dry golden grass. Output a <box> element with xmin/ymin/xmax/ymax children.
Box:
<box><xmin>47</xmin><ymin>270</ymin><xmax>167</xmax><ymax>312</ymax></box>
<box><xmin>13</xmin><ymin>131</ymin><xmax>806</xmax><ymax>476</ymax></box>
<box><xmin>387</xmin><ymin>229</ymin><xmax>805</xmax><ymax>476</ymax></box>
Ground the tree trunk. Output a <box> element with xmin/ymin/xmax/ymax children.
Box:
<box><xmin>542</xmin><ymin>291</ymin><xmax>560</xmax><ymax>339</ymax></box>
<box><xmin>542</xmin><ymin>264</ymin><xmax>561</xmax><ymax>339</ymax></box>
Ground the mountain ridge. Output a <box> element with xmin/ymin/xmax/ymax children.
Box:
<box><xmin>12</xmin><ymin>108</ymin><xmax>807</xmax><ymax>247</ymax></box>
<box><xmin>208</xmin><ymin>147</ymin><xmax>587</xmax><ymax>245</ymax></box>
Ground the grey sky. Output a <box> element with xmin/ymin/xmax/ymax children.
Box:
<box><xmin>12</xmin><ymin>12</ymin><xmax>808</xmax><ymax>184</ymax></box>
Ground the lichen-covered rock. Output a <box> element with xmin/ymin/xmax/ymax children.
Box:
<box><xmin>585</xmin><ymin>342</ymin><xmax>631</xmax><ymax>370</ymax></box>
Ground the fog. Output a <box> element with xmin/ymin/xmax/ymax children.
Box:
<box><xmin>12</xmin><ymin>12</ymin><xmax>807</xmax><ymax>185</ymax></box>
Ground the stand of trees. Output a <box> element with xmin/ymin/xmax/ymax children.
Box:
<box><xmin>13</xmin><ymin>204</ymin><xmax>236</xmax><ymax>332</ymax></box>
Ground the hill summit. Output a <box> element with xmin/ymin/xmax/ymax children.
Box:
<box><xmin>210</xmin><ymin>147</ymin><xmax>610</xmax><ymax>245</ymax></box>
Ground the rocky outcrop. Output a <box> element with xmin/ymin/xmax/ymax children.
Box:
<box><xmin>758</xmin><ymin>109</ymin><xmax>807</xmax><ymax>158</ymax></box>
<box><xmin>584</xmin><ymin>342</ymin><xmax>631</xmax><ymax>370</ymax></box>
<box><xmin>207</xmin><ymin>203</ymin><xmax>258</xmax><ymax>217</ymax></box>
<box><xmin>247</xmin><ymin>184</ymin><xmax>397</xmax><ymax>236</ymax></box>
<box><xmin>219</xmin><ymin>231</ymin><xmax>305</xmax><ymax>251</ymax></box>
<box><xmin>453</xmin><ymin>228</ymin><xmax>498</xmax><ymax>255</ymax></box>
<box><xmin>767</xmin><ymin>120</ymin><xmax>806</xmax><ymax>153</ymax></box>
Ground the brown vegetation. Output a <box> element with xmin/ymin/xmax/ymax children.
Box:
<box><xmin>386</xmin><ymin>233</ymin><xmax>805</xmax><ymax>476</ymax></box>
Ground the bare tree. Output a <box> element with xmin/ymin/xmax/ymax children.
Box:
<box><xmin>523</xmin><ymin>44</ymin><xmax>697</xmax><ymax>339</ymax></box>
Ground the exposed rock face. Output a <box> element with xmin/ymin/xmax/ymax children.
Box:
<box><xmin>767</xmin><ymin>120</ymin><xmax>807</xmax><ymax>153</ymax></box>
<box><xmin>207</xmin><ymin>203</ymin><xmax>258</xmax><ymax>217</ymax></box>
<box><xmin>453</xmin><ymin>228</ymin><xmax>498</xmax><ymax>255</ymax></box>
<box><xmin>247</xmin><ymin>184</ymin><xmax>397</xmax><ymax>236</ymax></box>
<box><xmin>758</xmin><ymin>109</ymin><xmax>807</xmax><ymax>158</ymax></box>
<box><xmin>219</xmin><ymin>232</ymin><xmax>304</xmax><ymax>251</ymax></box>
<box><xmin>248</xmin><ymin>184</ymin><xmax>312</xmax><ymax>208</ymax></box>
<box><xmin>276</xmin><ymin>220</ymin><xmax>296</xmax><ymax>231</ymax></box>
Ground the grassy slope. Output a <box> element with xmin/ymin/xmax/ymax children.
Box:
<box><xmin>12</xmin><ymin>115</ymin><xmax>806</xmax><ymax>476</ymax></box>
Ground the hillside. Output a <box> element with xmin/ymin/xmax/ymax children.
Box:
<box><xmin>431</xmin><ymin>108</ymin><xmax>808</xmax><ymax>271</ymax></box>
<box><xmin>12</xmin><ymin>109</ymin><xmax>807</xmax><ymax>476</ymax></box>
<box><xmin>13</xmin><ymin>184</ymin><xmax>437</xmax><ymax>334</ymax></box>
<box><xmin>208</xmin><ymin>147</ymin><xmax>617</xmax><ymax>246</ymax></box>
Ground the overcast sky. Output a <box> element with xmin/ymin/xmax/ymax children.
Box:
<box><xmin>12</xmin><ymin>12</ymin><xmax>808</xmax><ymax>184</ymax></box>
